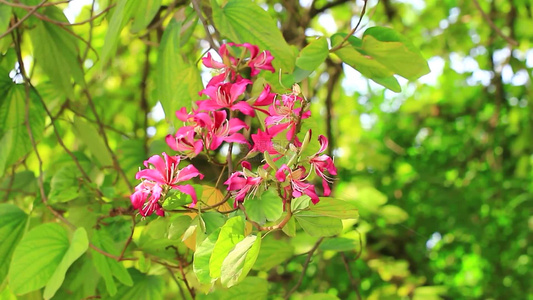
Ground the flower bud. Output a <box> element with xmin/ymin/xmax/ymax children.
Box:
<box><xmin>263</xmin><ymin>151</ymin><xmax>278</xmax><ymax>171</ymax></box>
<box><xmin>300</xmin><ymin>129</ymin><xmax>312</xmax><ymax>154</ymax></box>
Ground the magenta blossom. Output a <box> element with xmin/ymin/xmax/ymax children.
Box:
<box><xmin>135</xmin><ymin>153</ymin><xmax>204</xmax><ymax>207</ymax></box>
<box><xmin>131</xmin><ymin>181</ymin><xmax>164</xmax><ymax>217</ymax></box>
<box><xmin>224</xmin><ymin>171</ymin><xmax>263</xmax><ymax>206</ymax></box>
<box><xmin>197</xmin><ymin>78</ymin><xmax>255</xmax><ymax>116</ymax></box>
<box><xmin>276</xmin><ymin>164</ymin><xmax>319</xmax><ymax>204</ymax></box>
<box><xmin>202</xmin><ymin>43</ymin><xmax>275</xmax><ymax>85</ymax></box>
<box><xmin>194</xmin><ymin>110</ymin><xmax>249</xmax><ymax>150</ymax></box>
<box><xmin>265</xmin><ymin>93</ymin><xmax>311</xmax><ymax>141</ymax></box>
<box><xmin>166</xmin><ymin>126</ymin><xmax>203</xmax><ymax>158</ymax></box>
<box><xmin>308</xmin><ymin>134</ymin><xmax>337</xmax><ymax>196</ymax></box>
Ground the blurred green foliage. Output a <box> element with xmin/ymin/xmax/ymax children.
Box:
<box><xmin>0</xmin><ymin>0</ymin><xmax>532</xmax><ymax>299</ymax></box>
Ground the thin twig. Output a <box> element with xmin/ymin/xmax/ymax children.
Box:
<box><xmin>140</xmin><ymin>44</ymin><xmax>151</xmax><ymax>155</ymax></box>
<box><xmin>0</xmin><ymin>0</ymin><xmax>70</xmax><ymax>9</ymax></box>
<box><xmin>329</xmin><ymin>0</ymin><xmax>368</xmax><ymax>52</ymax></box>
<box><xmin>82</xmin><ymin>0</ymin><xmax>96</xmax><ymax>62</ymax></box>
<box><xmin>285</xmin><ymin>237</ymin><xmax>324</xmax><ymax>299</ymax></box>
<box><xmin>472</xmin><ymin>0</ymin><xmax>518</xmax><ymax>47</ymax></box>
<box><xmin>192</xmin><ymin>0</ymin><xmax>219</xmax><ymax>51</ymax></box>
<box><xmin>0</xmin><ymin>0</ymin><xmax>47</xmax><ymax>40</ymax></box>
<box><xmin>340</xmin><ymin>252</ymin><xmax>361</xmax><ymax>300</ymax></box>
<box><xmin>166</xmin><ymin>267</ymin><xmax>187</xmax><ymax>300</ymax></box>
<box><xmin>84</xmin><ymin>89</ymin><xmax>134</xmax><ymax>191</ymax></box>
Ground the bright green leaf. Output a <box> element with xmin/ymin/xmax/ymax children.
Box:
<box><xmin>198</xmin><ymin>276</ymin><xmax>268</xmax><ymax>300</ymax></box>
<box><xmin>331</xmin><ymin>33</ymin><xmax>400</xmax><ymax>92</ymax></box>
<box><xmin>30</xmin><ymin>7</ymin><xmax>84</xmax><ymax>97</ymax></box>
<box><xmin>109</xmin><ymin>268</ymin><xmax>164</xmax><ymax>300</ymax></box>
<box><xmin>91</xmin><ymin>230</ymin><xmax>133</xmax><ymax>296</ymax></box>
<box><xmin>156</xmin><ymin>18</ymin><xmax>203</xmax><ymax>125</ymax></box>
<box><xmin>221</xmin><ymin>234</ymin><xmax>261</xmax><ymax>287</ymax></box>
<box><xmin>296</xmin><ymin>37</ymin><xmax>328</xmax><ymax>71</ymax></box>
<box><xmin>0</xmin><ymin>83</ymin><xmax>45</xmax><ymax>177</ymax></box>
<box><xmin>282</xmin><ymin>215</ymin><xmax>296</xmax><ymax>237</ymax></box>
<box><xmin>72</xmin><ymin>117</ymin><xmax>113</xmax><ymax>167</ymax></box>
<box><xmin>310</xmin><ymin>197</ymin><xmax>359</xmax><ymax>219</ymax></box>
<box><xmin>253</xmin><ymin>237</ymin><xmax>294</xmax><ymax>271</ymax></box>
<box><xmin>362</xmin><ymin>27</ymin><xmax>430</xmax><ymax>80</ymax></box>
<box><xmin>243</xmin><ymin>189</ymin><xmax>283</xmax><ymax>225</ymax></box>
<box><xmin>209</xmin><ymin>216</ymin><xmax>245</xmax><ymax>279</ymax></box>
<box><xmin>295</xmin><ymin>211</ymin><xmax>343</xmax><ymax>237</ymax></box>
<box><xmin>0</xmin><ymin>204</ymin><xmax>27</xmax><ymax>284</ymax></box>
<box><xmin>211</xmin><ymin>0</ymin><xmax>296</xmax><ymax>72</ymax></box>
<box><xmin>167</xmin><ymin>215</ymin><xmax>193</xmax><ymax>240</ymax></box>
<box><xmin>319</xmin><ymin>237</ymin><xmax>360</xmax><ymax>252</ymax></box>
<box><xmin>194</xmin><ymin>228</ymin><xmax>221</xmax><ymax>284</ymax></box>
<box><xmin>0</xmin><ymin>5</ymin><xmax>11</xmax><ymax>34</ymax></box>
<box><xmin>100</xmin><ymin>0</ymin><xmax>136</xmax><ymax>66</ymax></box>
<box><xmin>8</xmin><ymin>223</ymin><xmax>69</xmax><ymax>295</ymax></box>
<box><xmin>130</xmin><ymin>0</ymin><xmax>162</xmax><ymax>33</ymax></box>
<box><xmin>43</xmin><ymin>228</ymin><xmax>89</xmax><ymax>299</ymax></box>
<box><xmin>306</xmin><ymin>293</ymin><xmax>341</xmax><ymax>300</ymax></box>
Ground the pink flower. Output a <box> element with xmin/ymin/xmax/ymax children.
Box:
<box><xmin>276</xmin><ymin>164</ymin><xmax>319</xmax><ymax>204</ymax></box>
<box><xmin>131</xmin><ymin>181</ymin><xmax>164</xmax><ymax>217</ymax></box>
<box><xmin>197</xmin><ymin>78</ymin><xmax>255</xmax><ymax>116</ymax></box>
<box><xmin>265</xmin><ymin>93</ymin><xmax>311</xmax><ymax>141</ymax></box>
<box><xmin>166</xmin><ymin>126</ymin><xmax>203</xmax><ymax>158</ymax></box>
<box><xmin>202</xmin><ymin>43</ymin><xmax>275</xmax><ymax>85</ymax></box>
<box><xmin>308</xmin><ymin>135</ymin><xmax>337</xmax><ymax>196</ymax></box>
<box><xmin>135</xmin><ymin>153</ymin><xmax>204</xmax><ymax>207</ymax></box>
<box><xmin>194</xmin><ymin>110</ymin><xmax>249</xmax><ymax>150</ymax></box>
<box><xmin>251</xmin><ymin>129</ymin><xmax>279</xmax><ymax>155</ymax></box>
<box><xmin>224</xmin><ymin>171</ymin><xmax>263</xmax><ymax>206</ymax></box>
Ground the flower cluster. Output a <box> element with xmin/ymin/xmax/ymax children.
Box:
<box><xmin>131</xmin><ymin>43</ymin><xmax>337</xmax><ymax>216</ymax></box>
<box><xmin>131</xmin><ymin>153</ymin><xmax>203</xmax><ymax>216</ymax></box>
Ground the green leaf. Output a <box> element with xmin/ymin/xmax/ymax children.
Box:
<box><xmin>211</xmin><ymin>0</ymin><xmax>296</xmax><ymax>72</ymax></box>
<box><xmin>310</xmin><ymin>197</ymin><xmax>359</xmax><ymax>219</ymax></box>
<box><xmin>8</xmin><ymin>223</ymin><xmax>69</xmax><ymax>295</ymax></box>
<box><xmin>362</xmin><ymin>27</ymin><xmax>430</xmax><ymax>80</ymax></box>
<box><xmin>156</xmin><ymin>18</ymin><xmax>203</xmax><ymax>125</ymax></box>
<box><xmin>282</xmin><ymin>215</ymin><xmax>296</xmax><ymax>237</ymax></box>
<box><xmin>296</xmin><ymin>37</ymin><xmax>329</xmax><ymax>71</ymax></box>
<box><xmin>72</xmin><ymin>117</ymin><xmax>113</xmax><ymax>167</ymax></box>
<box><xmin>130</xmin><ymin>0</ymin><xmax>161</xmax><ymax>33</ymax></box>
<box><xmin>91</xmin><ymin>230</ymin><xmax>133</xmax><ymax>296</ymax></box>
<box><xmin>319</xmin><ymin>237</ymin><xmax>359</xmax><ymax>252</ymax></box>
<box><xmin>198</xmin><ymin>276</ymin><xmax>268</xmax><ymax>300</ymax></box>
<box><xmin>109</xmin><ymin>269</ymin><xmax>164</xmax><ymax>300</ymax></box>
<box><xmin>221</xmin><ymin>234</ymin><xmax>261</xmax><ymax>287</ymax></box>
<box><xmin>48</xmin><ymin>165</ymin><xmax>80</xmax><ymax>203</ymax></box>
<box><xmin>253</xmin><ymin>237</ymin><xmax>294</xmax><ymax>271</ymax></box>
<box><xmin>331</xmin><ymin>27</ymin><xmax>429</xmax><ymax>92</ymax></box>
<box><xmin>200</xmin><ymin>211</ymin><xmax>226</xmax><ymax>236</ymax></box>
<box><xmin>194</xmin><ymin>228</ymin><xmax>221</xmax><ymax>284</ymax></box>
<box><xmin>0</xmin><ymin>84</ymin><xmax>45</xmax><ymax>177</ymax></box>
<box><xmin>291</xmin><ymin>195</ymin><xmax>311</xmax><ymax>212</ymax></box>
<box><xmin>0</xmin><ymin>5</ymin><xmax>11</xmax><ymax>34</ymax></box>
<box><xmin>209</xmin><ymin>216</ymin><xmax>245</xmax><ymax>279</ymax></box>
<box><xmin>43</xmin><ymin>228</ymin><xmax>89</xmax><ymax>299</ymax></box>
<box><xmin>331</xmin><ymin>33</ymin><xmax>400</xmax><ymax>92</ymax></box>
<box><xmin>29</xmin><ymin>8</ymin><xmax>84</xmax><ymax>97</ymax></box>
<box><xmin>0</xmin><ymin>204</ymin><xmax>27</xmax><ymax>284</ymax></box>
<box><xmin>243</xmin><ymin>189</ymin><xmax>283</xmax><ymax>225</ymax></box>
<box><xmin>167</xmin><ymin>215</ymin><xmax>193</xmax><ymax>240</ymax></box>
<box><xmin>295</xmin><ymin>211</ymin><xmax>343</xmax><ymax>237</ymax></box>
<box><xmin>100</xmin><ymin>0</ymin><xmax>136</xmax><ymax>66</ymax></box>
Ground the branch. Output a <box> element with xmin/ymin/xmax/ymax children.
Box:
<box><xmin>0</xmin><ymin>0</ymin><xmax>47</xmax><ymax>40</ymax></box>
<box><xmin>84</xmin><ymin>89</ymin><xmax>134</xmax><ymax>191</ymax></box>
<box><xmin>329</xmin><ymin>0</ymin><xmax>368</xmax><ymax>52</ymax></box>
<box><xmin>284</xmin><ymin>237</ymin><xmax>324</xmax><ymax>299</ymax></box>
<box><xmin>192</xmin><ymin>0</ymin><xmax>219</xmax><ymax>52</ymax></box>
<box><xmin>472</xmin><ymin>0</ymin><xmax>518</xmax><ymax>47</ymax></box>
<box><xmin>0</xmin><ymin>0</ymin><xmax>70</xmax><ymax>9</ymax></box>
